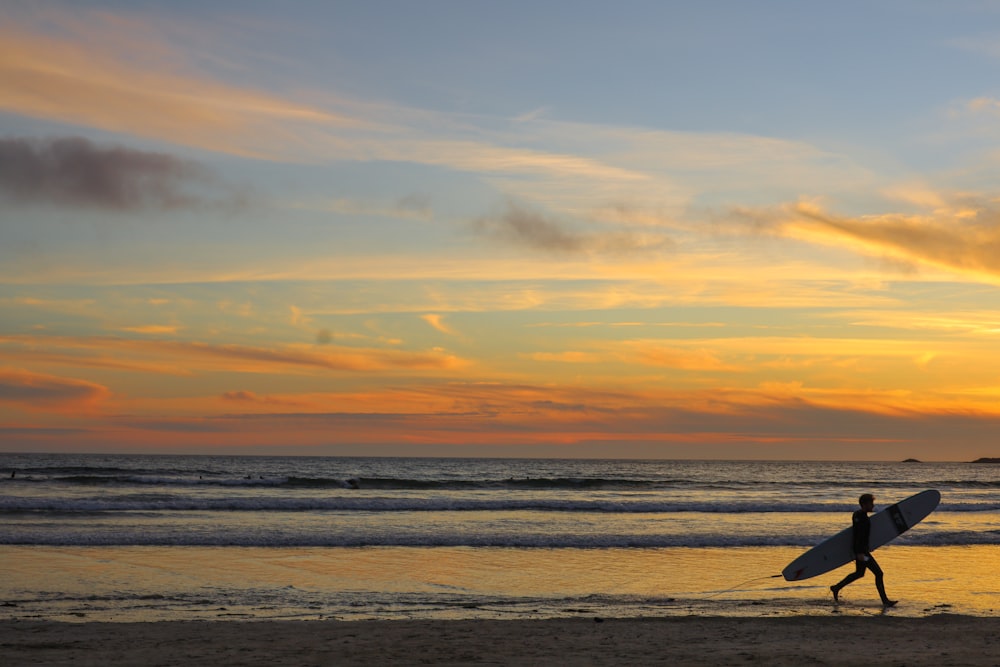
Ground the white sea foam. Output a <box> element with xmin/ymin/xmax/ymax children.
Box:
<box><xmin>1</xmin><ymin>454</ymin><xmax>998</xmax><ymax>549</ymax></box>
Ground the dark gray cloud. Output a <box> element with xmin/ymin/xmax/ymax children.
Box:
<box><xmin>475</xmin><ymin>200</ymin><xmax>673</xmax><ymax>255</ymax></box>
<box><xmin>0</xmin><ymin>136</ymin><xmax>227</xmax><ymax>211</ymax></box>
<box><xmin>476</xmin><ymin>201</ymin><xmax>585</xmax><ymax>252</ymax></box>
<box><xmin>395</xmin><ymin>193</ymin><xmax>432</xmax><ymax>218</ymax></box>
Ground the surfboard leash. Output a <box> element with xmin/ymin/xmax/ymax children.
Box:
<box><xmin>699</xmin><ymin>574</ymin><xmax>783</xmax><ymax>599</ymax></box>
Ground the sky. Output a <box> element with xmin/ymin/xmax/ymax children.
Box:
<box><xmin>3</xmin><ymin>1</ymin><xmax>1000</xmax><ymax>460</ymax></box>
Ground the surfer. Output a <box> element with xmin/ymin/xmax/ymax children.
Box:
<box><xmin>830</xmin><ymin>493</ymin><xmax>897</xmax><ymax>607</ymax></box>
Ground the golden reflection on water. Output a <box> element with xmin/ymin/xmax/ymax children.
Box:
<box><xmin>2</xmin><ymin>545</ymin><xmax>997</xmax><ymax>621</ymax></box>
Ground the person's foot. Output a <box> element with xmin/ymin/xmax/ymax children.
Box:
<box><xmin>830</xmin><ymin>586</ymin><xmax>839</xmax><ymax>602</ymax></box>
<box><xmin>882</xmin><ymin>599</ymin><xmax>898</xmax><ymax>607</ymax></box>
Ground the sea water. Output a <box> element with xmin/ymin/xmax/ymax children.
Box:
<box><xmin>1</xmin><ymin>454</ymin><xmax>998</xmax><ymax>621</ymax></box>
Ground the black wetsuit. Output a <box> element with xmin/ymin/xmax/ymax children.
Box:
<box><xmin>832</xmin><ymin>509</ymin><xmax>892</xmax><ymax>604</ymax></box>
<box><xmin>852</xmin><ymin>508</ymin><xmax>871</xmax><ymax>555</ymax></box>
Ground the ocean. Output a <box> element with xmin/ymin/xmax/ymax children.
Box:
<box><xmin>2</xmin><ymin>454</ymin><xmax>998</xmax><ymax>621</ymax></box>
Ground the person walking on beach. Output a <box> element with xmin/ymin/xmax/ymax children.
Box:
<box><xmin>830</xmin><ymin>493</ymin><xmax>897</xmax><ymax>607</ymax></box>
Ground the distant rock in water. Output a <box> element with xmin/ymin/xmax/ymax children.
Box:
<box><xmin>971</xmin><ymin>457</ymin><xmax>1000</xmax><ymax>464</ymax></box>
<box><xmin>901</xmin><ymin>458</ymin><xmax>922</xmax><ymax>463</ymax></box>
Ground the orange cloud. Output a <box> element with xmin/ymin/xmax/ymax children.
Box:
<box><xmin>528</xmin><ymin>351</ymin><xmax>602</xmax><ymax>363</ymax></box>
<box><xmin>0</xmin><ymin>368</ymin><xmax>109</xmax><ymax>410</ymax></box>
<box><xmin>120</xmin><ymin>325</ymin><xmax>181</xmax><ymax>335</ymax></box>
<box><xmin>742</xmin><ymin>199</ymin><xmax>1000</xmax><ymax>282</ymax></box>
<box><xmin>73</xmin><ymin>380</ymin><xmax>1000</xmax><ymax>460</ymax></box>
<box><xmin>421</xmin><ymin>314</ymin><xmax>457</xmax><ymax>336</ymax></box>
<box><xmin>6</xmin><ymin>374</ymin><xmax>1000</xmax><ymax>459</ymax></box>
<box><xmin>220</xmin><ymin>390</ymin><xmax>306</xmax><ymax>408</ymax></box>
<box><xmin>624</xmin><ymin>342</ymin><xmax>743</xmax><ymax>372</ymax></box>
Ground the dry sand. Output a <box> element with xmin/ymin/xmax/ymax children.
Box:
<box><xmin>1</xmin><ymin>615</ymin><xmax>997</xmax><ymax>666</ymax></box>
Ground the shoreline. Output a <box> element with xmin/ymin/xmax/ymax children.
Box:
<box><xmin>2</xmin><ymin>615</ymin><xmax>998</xmax><ymax>666</ymax></box>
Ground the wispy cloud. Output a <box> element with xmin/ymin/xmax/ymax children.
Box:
<box><xmin>847</xmin><ymin>310</ymin><xmax>1000</xmax><ymax>335</ymax></box>
<box><xmin>0</xmin><ymin>8</ymin><xmax>859</xmax><ymax>223</ymax></box>
<box><xmin>0</xmin><ymin>13</ymin><xmax>366</xmax><ymax>161</ymax></box>
<box><xmin>120</xmin><ymin>325</ymin><xmax>180</xmax><ymax>335</ymax></box>
<box><xmin>421</xmin><ymin>314</ymin><xmax>457</xmax><ymax>336</ymax></box>
<box><xmin>624</xmin><ymin>342</ymin><xmax>743</xmax><ymax>372</ymax></box>
<box><xmin>220</xmin><ymin>390</ymin><xmax>305</xmax><ymax>407</ymax></box>
<box><xmin>0</xmin><ymin>335</ymin><xmax>467</xmax><ymax>376</ymax></box>
<box><xmin>527</xmin><ymin>351</ymin><xmax>602</xmax><ymax>363</ymax></box>
<box><xmin>102</xmin><ymin>380</ymin><xmax>1000</xmax><ymax>450</ymax></box>
<box><xmin>293</xmin><ymin>193</ymin><xmax>433</xmax><ymax>221</ymax></box>
<box><xmin>0</xmin><ymin>10</ymin><xmax>641</xmax><ymax>189</ymax></box>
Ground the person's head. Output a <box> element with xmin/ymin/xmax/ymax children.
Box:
<box><xmin>858</xmin><ymin>493</ymin><xmax>875</xmax><ymax>510</ymax></box>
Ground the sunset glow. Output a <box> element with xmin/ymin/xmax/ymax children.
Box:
<box><xmin>4</xmin><ymin>2</ymin><xmax>1000</xmax><ymax>459</ymax></box>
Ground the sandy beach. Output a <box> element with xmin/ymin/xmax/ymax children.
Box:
<box><xmin>2</xmin><ymin>615</ymin><xmax>997</xmax><ymax>666</ymax></box>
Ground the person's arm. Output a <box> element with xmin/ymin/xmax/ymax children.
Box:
<box><xmin>851</xmin><ymin>511</ymin><xmax>869</xmax><ymax>559</ymax></box>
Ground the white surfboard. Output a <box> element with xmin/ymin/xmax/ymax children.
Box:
<box><xmin>782</xmin><ymin>489</ymin><xmax>941</xmax><ymax>582</ymax></box>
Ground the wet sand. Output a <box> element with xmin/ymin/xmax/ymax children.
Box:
<box><xmin>1</xmin><ymin>615</ymin><xmax>998</xmax><ymax>666</ymax></box>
